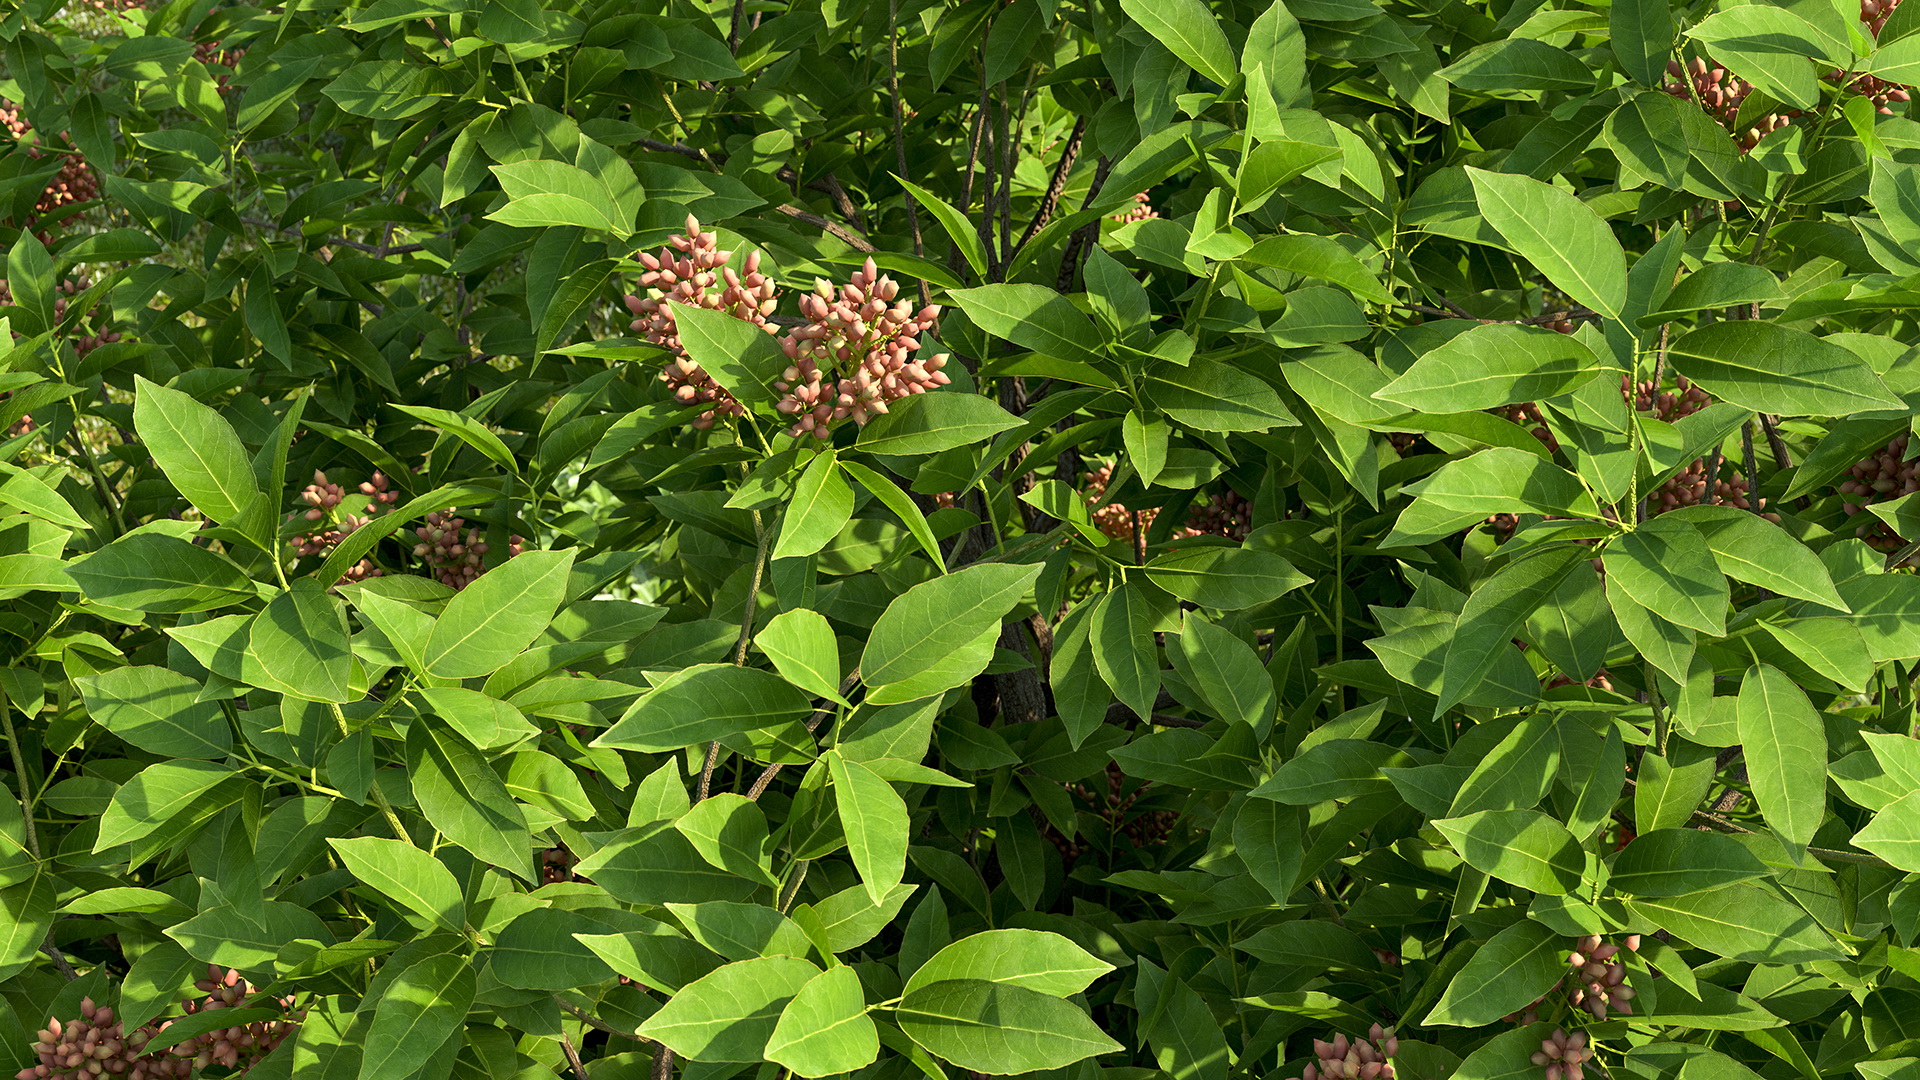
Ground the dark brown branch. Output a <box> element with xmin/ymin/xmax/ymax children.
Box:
<box><xmin>888</xmin><ymin>0</ymin><xmax>928</xmax><ymax>307</ymax></box>
<box><xmin>1011</xmin><ymin>115</ymin><xmax>1085</xmax><ymax>259</ymax></box>
<box><xmin>1056</xmin><ymin>154</ymin><xmax>1111</xmax><ymax>293</ymax></box>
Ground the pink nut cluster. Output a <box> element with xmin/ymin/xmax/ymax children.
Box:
<box><xmin>1531</xmin><ymin>1029</ymin><xmax>1593</xmax><ymax>1080</ymax></box>
<box><xmin>773</xmin><ymin>257</ymin><xmax>951</xmax><ymax>438</ymax></box>
<box><xmin>1624</xmin><ymin>374</ymin><xmax>1709</xmax><ymax>422</ymax></box>
<box><xmin>1111</xmin><ymin>192</ymin><xmax>1159</xmax><ymax>224</ymax></box>
<box><xmin>1839</xmin><ymin>433</ymin><xmax>1920</xmax><ymax>550</ymax></box>
<box><xmin>0</xmin><ymin>101</ymin><xmax>100</xmax><ymax>217</ymax></box>
<box><xmin>286</xmin><ymin>470</ymin><xmax>399</xmax><ymax>583</ymax></box>
<box><xmin>18</xmin><ymin>969</ymin><xmax>301</xmax><ymax>1080</ymax></box>
<box><xmin>1661</xmin><ymin>60</ymin><xmax>1800</xmax><ymax>152</ymax></box>
<box><xmin>0</xmin><ymin>277</ymin><xmax>122</xmax><ymax>358</ymax></box>
<box><xmin>1505</xmin><ymin>934</ymin><xmax>1641</xmax><ymax>1024</ymax></box>
<box><xmin>624</xmin><ymin>214</ymin><xmax>778</xmax><ymax>429</ymax></box>
<box><xmin>414</xmin><ymin>509</ymin><xmax>524</xmax><ymax>591</ymax></box>
<box><xmin>1082</xmin><ymin>463</ymin><xmax>1253</xmax><ymax>544</ymax></box>
<box><xmin>1285</xmin><ymin>1024</ymin><xmax>1397</xmax><ymax>1080</ymax></box>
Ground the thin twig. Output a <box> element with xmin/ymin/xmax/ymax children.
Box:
<box><xmin>555</xmin><ymin>997</ymin><xmax>630</xmax><ymax>1037</ymax></box>
<box><xmin>888</xmin><ymin>0</ymin><xmax>927</xmax><ymax>306</ymax></box>
<box><xmin>560</xmin><ymin>1029</ymin><xmax>592</xmax><ymax>1080</ymax></box>
<box><xmin>1056</xmin><ymin>154</ymin><xmax>1111</xmax><ymax>292</ymax></box>
<box><xmin>774</xmin><ymin>204</ymin><xmax>876</xmax><ymax>252</ymax></box>
<box><xmin>651</xmin><ymin>1042</ymin><xmax>674</xmax><ymax>1080</ymax></box>
<box><xmin>746</xmin><ymin>672</ymin><xmax>863</xmax><ymax>800</ymax></box>
<box><xmin>728</xmin><ymin>0</ymin><xmax>745</xmax><ymax>53</ymax></box>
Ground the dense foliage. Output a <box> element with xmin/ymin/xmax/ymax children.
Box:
<box><xmin>5</xmin><ymin>0</ymin><xmax>1920</xmax><ymax>1078</ymax></box>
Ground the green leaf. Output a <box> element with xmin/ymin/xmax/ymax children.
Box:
<box><xmin>417</xmin><ymin>686</ymin><xmax>541</xmax><ymax>750</ymax></box>
<box><xmin>1638</xmin><ymin>262</ymin><xmax>1785</xmax><ymax>326</ymax></box>
<box><xmin>766</xmin><ymin>965</ymin><xmax>880</xmax><ymax>1078</ymax></box>
<box><xmin>637</xmin><ymin>956</ymin><xmax>822</xmax><ymax>1062</ymax></box>
<box><xmin>1466</xmin><ymin>166</ymin><xmax>1627</xmax><ymax>321</ymax></box>
<box><xmin>1433</xmin><ymin>810</ymin><xmax>1584</xmax><ymax>894</ymax></box>
<box><xmin>1119</xmin><ymin>0</ymin><xmax>1236</xmax><ymax>86</ymax></box>
<box><xmin>1437</xmin><ymin>546</ymin><xmax>1586</xmax><ymax>717</ymax></box>
<box><xmin>571</xmin><ymin>823</ymin><xmax>757</xmax><ymax>907</ymax></box>
<box><xmin>327</xmin><ymin>837</ymin><xmax>466</xmax><ymax>933</ymax></box>
<box><xmin>407</xmin><ymin>722</ymin><xmax>534</xmax><ymax>882</ymax></box>
<box><xmin>896</xmin><ymin>176</ymin><xmax>987</xmax><ymax>281</ymax></box>
<box><xmin>792</xmin><ymin>883</ymin><xmax>917</xmax><ymax>954</ymax></box>
<box><xmin>1146</xmin><ymin>359</ymin><xmax>1298</xmax><ymax>432</ymax></box>
<box><xmin>1686</xmin><ymin>6</ymin><xmax>1833</xmax><ymax>110</ymax></box>
<box><xmin>323</xmin><ymin>60</ymin><xmax>446</xmax><ymax>120</ymax></box>
<box><xmin>97</xmin><ymin>761</ymin><xmax>239</xmax><ymax>851</ymax></box>
<box><xmin>1373</xmin><ymin>324</ymin><xmax>1607</xmax><ymax>413</ymax></box>
<box><xmin>666</xmin><ymin>900</ymin><xmax>811</xmax><ymax>961</ymax></box>
<box><xmin>674</xmin><ymin>304</ymin><xmax>790</xmax><ymax>411</ymax></box>
<box><xmin>597</xmin><ymin>664</ymin><xmax>814</xmax><ymax>753</ymax></box>
<box><xmin>1170</xmin><ymin>616</ymin><xmax>1277</xmax><ymax>729</ymax></box>
<box><xmin>1612</xmin><ymin>0</ymin><xmax>1677</xmax><ymax>85</ymax></box>
<box><xmin>1736</xmin><ymin>664</ymin><xmax>1828</xmax><ymax>861</ymax></box>
<box><xmin>949</xmin><ymin>284</ymin><xmax>1106</xmax><ymax>368</ymax></box>
<box><xmin>389</xmin><ymin>404</ymin><xmax>520</xmax><ymax>476</ymax></box>
<box><xmin>356</xmin><ymin>952</ymin><xmax>475</xmax><ymax>1080</ymax></box>
<box><xmin>1626</xmin><ymin>884</ymin><xmax>1847</xmax><ymax>962</ymax></box>
<box><xmin>1448</xmin><ymin>713</ymin><xmax>1561</xmax><ymax>816</ymax></box>
<box><xmin>1610</xmin><ymin>829</ymin><xmax>1773</xmax><ymax>896</ymax></box>
<box><xmin>1664</xmin><ymin>506</ymin><xmax>1846</xmax><ymax>609</ymax></box>
<box><xmin>75</xmin><ymin>666</ymin><xmax>231</xmax><ymax>759</ymax></box>
<box><xmin>675</xmin><ymin>794</ymin><xmax>779</xmax><ymax>888</ymax></box>
<box><xmin>132</xmin><ymin>375</ymin><xmax>263</xmax><ymax>527</ymax></box>
<box><xmin>1608</xmin><ymin>581</ymin><xmax>1695</xmax><ymax>684</ymax></box>
<box><xmin>903</xmin><ymin>929</ymin><xmax>1113</xmax><ymax>998</ymax></box>
<box><xmin>896</xmin><ymin>980</ymin><xmax>1123</xmax><ymax>1074</ymax></box>
<box><xmin>244</xmin><ymin>580</ymin><xmax>354</xmax><ymax>703</ymax></box>
<box><xmin>1397</xmin><ymin>447</ymin><xmax>1600</xmax><ymax>531</ymax></box>
<box><xmin>1452</xmin><ymin>1024</ymin><xmax>1556</xmax><ymax>1080</ymax></box>
<box><xmin>1440</xmin><ymin>38</ymin><xmax>1598</xmax><ymax>92</ymax></box>
<box><xmin>757</xmin><ymin>608</ymin><xmax>847</xmax><ymax>705</ymax></box>
<box><xmin>860</xmin><ymin>562</ymin><xmax>1043</xmax><ymax>698</ymax></box>
<box><xmin>840</xmin><ymin>460</ymin><xmax>947</xmax><ymax>571</ymax></box>
<box><xmin>1665</xmin><ymin>322</ymin><xmax>1903</xmax><ymax>416</ymax></box>
<box><xmin>1237</xmin><ymin>234</ymin><xmax>1392</xmax><ymax>304</ymax></box>
<box><xmin>1091</xmin><ymin>582</ymin><xmax>1159</xmax><ymax>722</ymax></box>
<box><xmin>1143</xmin><ymin>547</ymin><xmax>1311</xmax><ymax>610</ymax></box>
<box><xmin>1601</xmin><ymin>519</ymin><xmax>1728</xmax><ymax>636</ymax></box>
<box><xmin>69</xmin><ymin>532</ymin><xmax>256</xmax><ymax>613</ymax></box>
<box><xmin>0</xmin><ymin>465</ymin><xmax>90</xmax><ymax>530</ymax></box>
<box><xmin>856</xmin><ymin>392</ymin><xmax>1022</xmax><ymax>455</ymax></box>
<box><xmin>0</xmin><ymin>874</ymin><xmax>53</xmax><ymax>983</ymax></box>
<box><xmin>1250</xmin><ymin>740</ymin><xmax>1411</xmax><ymax>804</ymax></box>
<box><xmin>1854</xmin><ymin>789</ymin><xmax>1920</xmax><ymax>871</ymax></box>
<box><xmin>829</xmin><ymin>751</ymin><xmax>909</xmax><ymax>904</ymax></box>
<box><xmin>424</xmin><ymin>550</ymin><xmax>576</xmax><ymax>678</ymax></box>
<box><xmin>1425</xmin><ymin>920</ymin><xmax>1566</xmax><ymax>1027</ymax></box>
<box><xmin>774</xmin><ymin>454</ymin><xmax>853</xmax><ymax>561</ymax></box>
<box><xmin>488</xmin><ymin>158</ymin><xmax>642</xmax><ymax>237</ymax></box>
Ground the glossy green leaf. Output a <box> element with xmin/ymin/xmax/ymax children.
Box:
<box><xmin>766</xmin><ymin>965</ymin><xmax>881</xmax><ymax>1078</ymax></box>
<box><xmin>597</xmin><ymin>663</ymin><xmax>814</xmax><ymax>753</ymax></box>
<box><xmin>1433</xmin><ymin>810</ymin><xmax>1583</xmax><ymax>894</ymax></box>
<box><xmin>132</xmin><ymin>375</ymin><xmax>262</xmax><ymax>526</ymax></box>
<box><xmin>1426</xmin><ymin>920</ymin><xmax>1566</xmax><ymax>1026</ymax></box>
<box><xmin>1466</xmin><ymin>166</ymin><xmax>1627</xmax><ymax>321</ymax></box>
<box><xmin>1119</xmin><ymin>0</ymin><xmax>1236</xmax><ymax>86</ymax></box>
<box><xmin>896</xmin><ymin>980</ymin><xmax>1123</xmax><ymax>1074</ymax></box>
<box><xmin>424</xmin><ymin>549</ymin><xmax>576</xmax><ymax>677</ymax></box>
<box><xmin>829</xmin><ymin>751</ymin><xmax>909</xmax><ymax>903</ymax></box>
<box><xmin>75</xmin><ymin>666</ymin><xmax>231</xmax><ymax>759</ymax></box>
<box><xmin>355</xmin><ymin>952</ymin><xmax>475</xmax><ymax>1080</ymax></box>
<box><xmin>637</xmin><ymin>956</ymin><xmax>821</xmax><ymax>1062</ymax></box>
<box><xmin>327</xmin><ymin>837</ymin><xmax>465</xmax><ymax>933</ymax></box>
<box><xmin>1610</xmin><ymin>829</ymin><xmax>1773</xmax><ymax>896</ymax></box>
<box><xmin>1736</xmin><ymin>664</ymin><xmax>1828</xmax><ymax>861</ymax></box>
<box><xmin>1665</xmin><ymin>322</ymin><xmax>1903</xmax><ymax>416</ymax></box>
<box><xmin>861</xmin><ymin>562</ymin><xmax>1042</xmax><ymax>698</ymax></box>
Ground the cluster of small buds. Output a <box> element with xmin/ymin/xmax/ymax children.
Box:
<box><xmin>1504</xmin><ymin>934</ymin><xmax>1641</xmax><ymax>1025</ymax></box>
<box><xmin>624</xmin><ymin>214</ymin><xmax>778</xmax><ymax>428</ymax></box>
<box><xmin>0</xmin><ymin>101</ymin><xmax>101</xmax><ymax>217</ymax></box>
<box><xmin>414</xmin><ymin>509</ymin><xmax>524</xmax><ymax>590</ymax></box>
<box><xmin>1567</xmin><ymin>933</ymin><xmax>1639</xmax><ymax>1019</ymax></box>
<box><xmin>1662</xmin><ymin>59</ymin><xmax>1803</xmax><ymax>152</ymax></box>
<box><xmin>1865</xmin><ymin>0</ymin><xmax>1904</xmax><ymax>34</ymax></box>
<box><xmin>1624</xmin><ymin>373</ymin><xmax>1710</xmax><ymax>421</ymax></box>
<box><xmin>773</xmin><ymin>257</ymin><xmax>951</xmax><ymax>438</ymax></box>
<box><xmin>158</xmin><ymin>966</ymin><xmax>300</xmax><ymax>1074</ymax></box>
<box><xmin>192</xmin><ymin>41</ymin><xmax>246</xmax><ymax>95</ymax></box>
<box><xmin>539</xmin><ymin>844</ymin><xmax>579</xmax><ymax>885</ymax></box>
<box><xmin>1044</xmin><ymin>763</ymin><xmax>1182</xmax><ymax>864</ymax></box>
<box><xmin>0</xmin><ymin>277</ymin><xmax>121</xmax><ymax>357</ymax></box>
<box><xmin>1286</xmin><ymin>1025</ymin><xmax>1398</xmax><ymax>1080</ymax></box>
<box><xmin>19</xmin><ymin>973</ymin><xmax>300</xmax><ymax>1080</ymax></box>
<box><xmin>1531</xmin><ymin>1029</ymin><xmax>1593</xmax><ymax>1080</ymax></box>
<box><xmin>1110</xmin><ymin>192</ymin><xmax>1159</xmax><ymax>224</ymax></box>
<box><xmin>1648</xmin><ymin>457</ymin><xmax>1776</xmax><ymax>520</ymax></box>
<box><xmin>284</xmin><ymin>470</ymin><xmax>396</xmax><ymax>581</ymax></box>
<box><xmin>1082</xmin><ymin>464</ymin><xmax>1253</xmax><ymax>544</ymax></box>
<box><xmin>1839</xmin><ymin>434</ymin><xmax>1920</xmax><ymax>550</ymax></box>
<box><xmin>1497</xmin><ymin>401</ymin><xmax>1559</xmax><ymax>453</ymax></box>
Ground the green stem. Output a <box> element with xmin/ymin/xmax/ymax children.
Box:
<box><xmin>328</xmin><ymin>702</ymin><xmax>413</xmax><ymax>843</ymax></box>
<box><xmin>1</xmin><ymin>699</ymin><xmax>40</xmax><ymax>861</ymax></box>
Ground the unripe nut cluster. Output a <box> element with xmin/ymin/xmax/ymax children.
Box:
<box><xmin>1285</xmin><ymin>1024</ymin><xmax>1397</xmax><ymax>1080</ymax></box>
